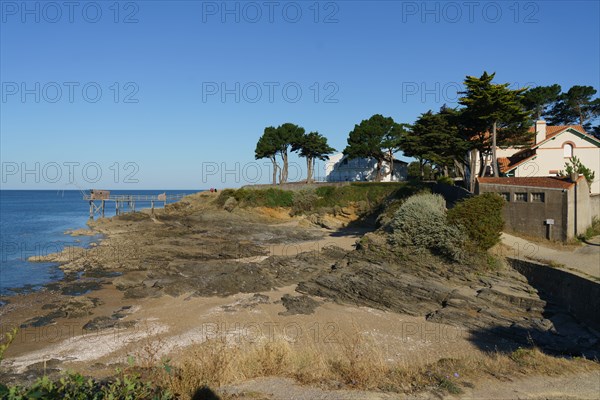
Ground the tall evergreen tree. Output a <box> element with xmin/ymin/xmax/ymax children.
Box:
<box><xmin>343</xmin><ymin>114</ymin><xmax>399</xmax><ymax>181</ymax></box>
<box><xmin>547</xmin><ymin>85</ymin><xmax>600</xmax><ymax>130</ymax></box>
<box><xmin>276</xmin><ymin>123</ymin><xmax>305</xmax><ymax>184</ymax></box>
<box><xmin>458</xmin><ymin>72</ymin><xmax>532</xmax><ymax>180</ymax></box>
<box><xmin>400</xmin><ymin>107</ymin><xmax>468</xmax><ymax>178</ymax></box>
<box><xmin>292</xmin><ymin>132</ymin><xmax>336</xmax><ymax>183</ymax></box>
<box><xmin>381</xmin><ymin>123</ymin><xmax>410</xmax><ymax>180</ymax></box>
<box><xmin>255</xmin><ymin>126</ymin><xmax>281</xmax><ymax>185</ymax></box>
<box><xmin>522</xmin><ymin>84</ymin><xmax>562</xmax><ymax>120</ymax></box>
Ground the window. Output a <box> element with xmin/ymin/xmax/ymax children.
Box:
<box><xmin>500</xmin><ymin>192</ymin><xmax>510</xmax><ymax>202</ymax></box>
<box><xmin>563</xmin><ymin>143</ymin><xmax>573</xmax><ymax>158</ymax></box>
<box><xmin>531</xmin><ymin>193</ymin><xmax>545</xmax><ymax>202</ymax></box>
<box><xmin>514</xmin><ymin>192</ymin><xmax>527</xmax><ymax>202</ymax></box>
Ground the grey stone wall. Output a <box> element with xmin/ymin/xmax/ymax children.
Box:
<box><xmin>509</xmin><ymin>258</ymin><xmax>600</xmax><ymax>332</ymax></box>
<box><xmin>477</xmin><ymin>183</ymin><xmax>568</xmax><ymax>241</ymax></box>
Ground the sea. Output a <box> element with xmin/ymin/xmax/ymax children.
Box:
<box><xmin>0</xmin><ymin>190</ymin><xmax>198</xmax><ymax>296</ymax></box>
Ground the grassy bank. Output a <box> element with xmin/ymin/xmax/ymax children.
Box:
<box><xmin>215</xmin><ymin>182</ymin><xmax>421</xmax><ymax>215</ymax></box>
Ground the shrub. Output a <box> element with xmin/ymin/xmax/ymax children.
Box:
<box><xmin>0</xmin><ymin>371</ymin><xmax>173</xmax><ymax>399</ymax></box>
<box><xmin>559</xmin><ymin>155</ymin><xmax>595</xmax><ymax>190</ymax></box>
<box><xmin>447</xmin><ymin>193</ymin><xmax>504</xmax><ymax>250</ymax></box>
<box><xmin>291</xmin><ymin>189</ymin><xmax>318</xmax><ymax>215</ymax></box>
<box><xmin>436</xmin><ymin>175</ymin><xmax>455</xmax><ymax>186</ymax></box>
<box><xmin>222</xmin><ymin>197</ymin><xmax>238</xmax><ymax>212</ymax></box>
<box><xmin>388</xmin><ymin>193</ymin><xmax>466</xmax><ymax>262</ymax></box>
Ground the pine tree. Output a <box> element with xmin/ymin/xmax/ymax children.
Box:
<box><xmin>292</xmin><ymin>132</ymin><xmax>336</xmax><ymax>182</ymax></box>
<box><xmin>458</xmin><ymin>72</ymin><xmax>532</xmax><ymax>180</ymax></box>
<box><xmin>255</xmin><ymin>126</ymin><xmax>281</xmax><ymax>185</ymax></box>
<box><xmin>522</xmin><ymin>84</ymin><xmax>562</xmax><ymax>120</ymax></box>
<box><xmin>547</xmin><ymin>85</ymin><xmax>600</xmax><ymax>130</ymax></box>
<box><xmin>344</xmin><ymin>114</ymin><xmax>401</xmax><ymax>181</ymax></box>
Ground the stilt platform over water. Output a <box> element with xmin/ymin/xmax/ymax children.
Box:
<box><xmin>83</xmin><ymin>190</ymin><xmax>187</xmax><ymax>219</ymax></box>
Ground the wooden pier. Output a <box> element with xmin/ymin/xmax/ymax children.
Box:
<box><xmin>84</xmin><ymin>190</ymin><xmax>187</xmax><ymax>219</ymax></box>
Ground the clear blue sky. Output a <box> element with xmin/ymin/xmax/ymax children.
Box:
<box><xmin>1</xmin><ymin>0</ymin><xmax>599</xmax><ymax>189</ymax></box>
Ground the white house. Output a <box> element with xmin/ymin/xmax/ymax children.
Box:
<box><xmin>324</xmin><ymin>153</ymin><xmax>408</xmax><ymax>182</ymax></box>
<box><xmin>476</xmin><ymin>121</ymin><xmax>600</xmax><ymax>194</ymax></box>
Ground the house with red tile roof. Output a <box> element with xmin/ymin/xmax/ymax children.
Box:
<box><xmin>479</xmin><ymin>121</ymin><xmax>600</xmax><ymax>194</ymax></box>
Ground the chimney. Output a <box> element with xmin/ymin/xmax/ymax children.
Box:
<box><xmin>535</xmin><ymin>120</ymin><xmax>546</xmax><ymax>144</ymax></box>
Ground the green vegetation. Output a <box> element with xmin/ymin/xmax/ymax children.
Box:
<box><xmin>255</xmin><ymin>123</ymin><xmax>335</xmax><ymax>184</ymax></box>
<box><xmin>291</xmin><ymin>131</ymin><xmax>336</xmax><ymax>183</ymax></box>
<box><xmin>579</xmin><ymin>216</ymin><xmax>600</xmax><ymax>241</ymax></box>
<box><xmin>401</xmin><ymin>106</ymin><xmax>467</xmax><ymax>179</ymax></box>
<box><xmin>560</xmin><ymin>156</ymin><xmax>596</xmax><ymax>190</ymax></box>
<box><xmin>216</xmin><ymin>187</ymin><xmax>294</xmax><ymax>208</ymax></box>
<box><xmin>0</xmin><ymin>328</ymin><xmax>17</xmax><ymax>364</ymax></box>
<box><xmin>217</xmin><ymin>183</ymin><xmax>408</xmax><ymax>214</ymax></box>
<box><xmin>547</xmin><ymin>85</ymin><xmax>600</xmax><ymax>131</ymax></box>
<box><xmin>343</xmin><ymin>115</ymin><xmax>408</xmax><ymax>182</ymax></box>
<box><xmin>447</xmin><ymin>193</ymin><xmax>505</xmax><ymax>250</ymax></box>
<box><xmin>436</xmin><ymin>175</ymin><xmax>455</xmax><ymax>186</ymax></box>
<box><xmin>0</xmin><ymin>372</ymin><xmax>173</xmax><ymax>399</ymax></box>
<box><xmin>459</xmin><ymin>71</ymin><xmax>532</xmax><ymax>182</ymax></box>
<box><xmin>388</xmin><ymin>193</ymin><xmax>466</xmax><ymax>262</ymax></box>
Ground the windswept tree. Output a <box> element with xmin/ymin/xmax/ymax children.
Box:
<box><xmin>382</xmin><ymin>123</ymin><xmax>410</xmax><ymax>180</ymax></box>
<box><xmin>255</xmin><ymin>126</ymin><xmax>280</xmax><ymax>185</ymax></box>
<box><xmin>459</xmin><ymin>72</ymin><xmax>532</xmax><ymax>180</ymax></box>
<box><xmin>547</xmin><ymin>85</ymin><xmax>600</xmax><ymax>130</ymax></box>
<box><xmin>276</xmin><ymin>123</ymin><xmax>305</xmax><ymax>184</ymax></box>
<box><xmin>401</xmin><ymin>106</ymin><xmax>468</xmax><ymax>178</ymax></box>
<box><xmin>522</xmin><ymin>84</ymin><xmax>562</xmax><ymax>120</ymax></box>
<box><xmin>344</xmin><ymin>114</ymin><xmax>402</xmax><ymax>181</ymax></box>
<box><xmin>292</xmin><ymin>132</ymin><xmax>336</xmax><ymax>183</ymax></box>
<box><xmin>255</xmin><ymin>123</ymin><xmax>305</xmax><ymax>184</ymax></box>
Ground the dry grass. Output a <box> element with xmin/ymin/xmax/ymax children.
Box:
<box><xmin>142</xmin><ymin>328</ymin><xmax>599</xmax><ymax>400</ymax></box>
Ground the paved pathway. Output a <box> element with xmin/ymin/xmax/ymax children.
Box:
<box><xmin>501</xmin><ymin>232</ymin><xmax>600</xmax><ymax>280</ymax></box>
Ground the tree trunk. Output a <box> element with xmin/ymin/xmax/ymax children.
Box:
<box><xmin>388</xmin><ymin>150</ymin><xmax>395</xmax><ymax>181</ymax></box>
<box><xmin>306</xmin><ymin>156</ymin><xmax>313</xmax><ymax>183</ymax></box>
<box><xmin>469</xmin><ymin>149</ymin><xmax>478</xmax><ymax>192</ymax></box>
<box><xmin>281</xmin><ymin>151</ymin><xmax>289</xmax><ymax>184</ymax></box>
<box><xmin>270</xmin><ymin>156</ymin><xmax>278</xmax><ymax>185</ymax></box>
<box><xmin>419</xmin><ymin>158</ymin><xmax>424</xmax><ymax>179</ymax></box>
<box><xmin>478</xmin><ymin>151</ymin><xmax>486</xmax><ymax>177</ymax></box>
<box><xmin>492</xmin><ymin>120</ymin><xmax>499</xmax><ymax>177</ymax></box>
<box><xmin>376</xmin><ymin>158</ymin><xmax>383</xmax><ymax>182</ymax></box>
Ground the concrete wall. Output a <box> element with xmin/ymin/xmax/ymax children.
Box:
<box><xmin>477</xmin><ymin>182</ymin><xmax>569</xmax><ymax>241</ymax></box>
<box><xmin>591</xmin><ymin>194</ymin><xmax>600</xmax><ymax>219</ymax></box>
<box><xmin>509</xmin><ymin>258</ymin><xmax>600</xmax><ymax>332</ymax></box>
<box><xmin>566</xmin><ymin>179</ymin><xmax>591</xmax><ymax>238</ymax></box>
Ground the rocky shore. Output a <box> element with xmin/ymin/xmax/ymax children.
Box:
<box><xmin>1</xmin><ymin>189</ymin><xmax>599</xmax><ymax>396</ymax></box>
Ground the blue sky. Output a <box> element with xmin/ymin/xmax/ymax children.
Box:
<box><xmin>1</xmin><ymin>0</ymin><xmax>599</xmax><ymax>189</ymax></box>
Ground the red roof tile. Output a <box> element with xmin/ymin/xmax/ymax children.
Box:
<box><xmin>477</xmin><ymin>176</ymin><xmax>585</xmax><ymax>189</ymax></box>
<box><xmin>528</xmin><ymin>124</ymin><xmax>586</xmax><ymax>141</ymax></box>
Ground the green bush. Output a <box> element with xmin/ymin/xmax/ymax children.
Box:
<box><xmin>291</xmin><ymin>189</ymin><xmax>318</xmax><ymax>215</ymax></box>
<box><xmin>0</xmin><ymin>372</ymin><xmax>173</xmax><ymax>399</ymax></box>
<box><xmin>436</xmin><ymin>175</ymin><xmax>455</xmax><ymax>186</ymax></box>
<box><xmin>215</xmin><ymin>188</ymin><xmax>293</xmax><ymax>208</ymax></box>
<box><xmin>447</xmin><ymin>193</ymin><xmax>505</xmax><ymax>250</ymax></box>
<box><xmin>388</xmin><ymin>193</ymin><xmax>466</xmax><ymax>262</ymax></box>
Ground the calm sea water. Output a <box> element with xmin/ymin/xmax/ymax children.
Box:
<box><xmin>0</xmin><ymin>190</ymin><xmax>197</xmax><ymax>295</ymax></box>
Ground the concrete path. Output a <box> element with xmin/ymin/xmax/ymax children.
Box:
<box><xmin>501</xmin><ymin>232</ymin><xmax>600</xmax><ymax>280</ymax></box>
